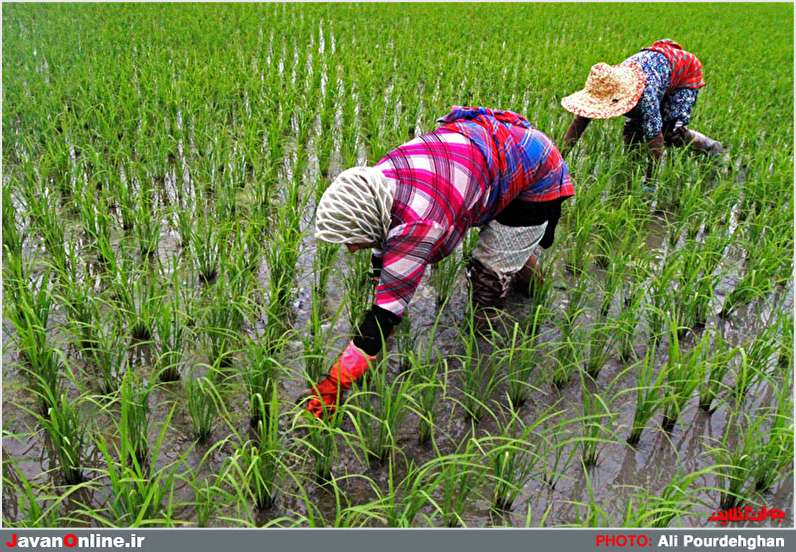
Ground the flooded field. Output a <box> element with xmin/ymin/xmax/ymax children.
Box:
<box><xmin>2</xmin><ymin>3</ymin><xmax>793</xmax><ymax>528</ymax></box>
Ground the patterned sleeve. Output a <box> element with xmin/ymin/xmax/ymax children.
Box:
<box><xmin>637</xmin><ymin>86</ymin><xmax>664</xmax><ymax>141</ymax></box>
<box><xmin>662</xmin><ymin>88</ymin><xmax>699</xmax><ymax>126</ymax></box>
<box><xmin>373</xmin><ymin>221</ymin><xmax>445</xmax><ymax>317</ymax></box>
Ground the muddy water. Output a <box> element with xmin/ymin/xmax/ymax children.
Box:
<box><xmin>3</xmin><ymin>138</ymin><xmax>793</xmax><ymax>528</ymax></box>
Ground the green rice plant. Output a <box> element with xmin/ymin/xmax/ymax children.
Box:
<box><xmin>709</xmin><ymin>414</ymin><xmax>762</xmax><ymax>510</ymax></box>
<box><xmin>456</xmin><ymin>310</ymin><xmax>501</xmax><ymax>422</ymax></box>
<box><xmin>615</xmin><ymin>274</ymin><xmax>645</xmax><ymax>362</ymax></box>
<box><xmin>347</xmin><ymin>356</ymin><xmax>412</xmax><ymax>466</ymax></box>
<box><xmin>586</xmin><ymin>318</ymin><xmax>615</xmax><ymax>379</ymax></box>
<box><xmin>313</xmin><ymin>241</ymin><xmax>339</xmax><ymax>304</ymax></box>
<box><xmin>484</xmin><ymin>406</ymin><xmax>558</xmax><ymax>511</ymax></box>
<box><xmin>244</xmin><ymin>339</ymin><xmax>284</xmax><ymax>428</ymax></box>
<box><xmin>3</xmin><ymin>184</ymin><xmax>24</xmax><ymax>257</ymax></box>
<box><xmin>551</xmin><ymin>321</ymin><xmax>585</xmax><ymax>390</ymax></box>
<box><xmin>110</xmin><ymin>261</ymin><xmax>161</xmax><ymax>341</ymax></box>
<box><xmin>380</xmin><ymin>456</ymin><xmax>444</xmax><ymax>527</ymax></box>
<box><xmin>81</xmin><ymin>312</ymin><xmax>128</xmax><ymax>394</ymax></box>
<box><xmin>393</xmin><ymin>313</ymin><xmax>416</xmax><ymax>372</ymax></box>
<box><xmin>89</xmin><ymin>404</ymin><xmax>180</xmax><ymax>526</ymax></box>
<box><xmin>184</xmin><ymin>375</ymin><xmax>218</xmax><ymax>445</ymax></box>
<box><xmin>661</xmin><ymin>322</ymin><xmax>708</xmax><ymax>432</ymax></box>
<box><xmin>432</xmin><ymin>440</ymin><xmax>489</xmax><ymax>527</ymax></box>
<box><xmin>698</xmin><ymin>332</ymin><xmax>736</xmax><ymax>413</ymax></box>
<box><xmin>174</xmin><ymin>206</ymin><xmax>194</xmax><ymax>249</ymax></box>
<box><xmin>155</xmin><ymin>296</ymin><xmax>187</xmax><ymax>382</ymax></box>
<box><xmin>230</xmin><ymin>387</ymin><xmax>284</xmax><ymax>511</ymax></box>
<box><xmin>492</xmin><ymin>316</ymin><xmax>541</xmax><ymax>409</ymax></box>
<box><xmin>191</xmin><ymin>474</ymin><xmax>221</xmax><ymax>527</ymax></box>
<box><xmin>293</xmin><ymin>411</ymin><xmax>343</xmax><ymax>484</ymax></box>
<box><xmin>191</xmin><ymin>216</ymin><xmax>221</xmax><ymax>284</ymax></box>
<box><xmin>430</xmin><ymin>252</ymin><xmax>461</xmax><ymax>307</ymax></box>
<box><xmin>621</xmin><ymin>467</ymin><xmax>718</xmax><ymax>527</ymax></box>
<box><xmin>202</xmin><ymin>283</ymin><xmax>247</xmax><ymax>369</ymax></box>
<box><xmin>302</xmin><ymin>284</ymin><xmax>334</xmax><ymax>385</ymax></box>
<box><xmin>118</xmin><ymin>370</ymin><xmax>152</xmax><ymax>470</ymax></box>
<box><xmin>624</xmin><ymin>348</ymin><xmax>667</xmax><ymax>446</ymax></box>
<box><xmin>577</xmin><ymin>373</ymin><xmax>615</xmax><ymax>468</ymax></box>
<box><xmin>406</xmin><ymin>351</ymin><xmax>446</xmax><ymax>447</ymax></box>
<box><xmin>750</xmin><ymin>380</ymin><xmax>794</xmax><ymax>493</ymax></box>
<box><xmin>23</xmin><ymin>383</ymin><xmax>87</xmax><ymax>485</ymax></box>
<box><xmin>2</xmin><ymin>461</ymin><xmax>93</xmax><ymax>527</ymax></box>
<box><xmin>134</xmin><ymin>192</ymin><xmax>161</xmax><ymax>257</ymax></box>
<box><xmin>264</xmin><ymin>208</ymin><xmax>302</xmax><ymax>328</ymax></box>
<box><xmin>343</xmin><ymin>248</ymin><xmax>375</xmax><ymax>328</ymax></box>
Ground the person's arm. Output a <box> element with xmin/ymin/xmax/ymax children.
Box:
<box><xmin>563</xmin><ymin>115</ymin><xmax>591</xmax><ymax>150</ymax></box>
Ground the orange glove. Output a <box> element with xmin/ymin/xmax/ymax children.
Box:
<box><xmin>306</xmin><ymin>341</ymin><xmax>377</xmax><ymax>418</ymax></box>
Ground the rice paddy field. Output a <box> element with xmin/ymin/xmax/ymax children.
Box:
<box><xmin>2</xmin><ymin>3</ymin><xmax>794</xmax><ymax>528</ymax></box>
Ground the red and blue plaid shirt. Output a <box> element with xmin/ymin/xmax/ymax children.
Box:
<box><xmin>371</xmin><ymin>107</ymin><xmax>573</xmax><ymax>317</ymax></box>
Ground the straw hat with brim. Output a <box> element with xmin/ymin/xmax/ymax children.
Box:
<box><xmin>561</xmin><ymin>62</ymin><xmax>646</xmax><ymax>119</ymax></box>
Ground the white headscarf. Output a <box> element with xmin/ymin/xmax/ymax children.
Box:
<box><xmin>315</xmin><ymin>166</ymin><xmax>394</xmax><ymax>246</ymax></box>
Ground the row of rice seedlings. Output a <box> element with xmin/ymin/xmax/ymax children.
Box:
<box><xmin>624</xmin><ymin>347</ymin><xmax>667</xmax><ymax>446</ymax></box>
<box><xmin>499</xmin><ymin>313</ymin><xmax>542</xmax><ymax>408</ymax></box>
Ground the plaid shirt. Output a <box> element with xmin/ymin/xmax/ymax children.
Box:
<box><xmin>371</xmin><ymin>107</ymin><xmax>573</xmax><ymax>317</ymax></box>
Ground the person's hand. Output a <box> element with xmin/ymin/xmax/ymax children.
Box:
<box><xmin>306</xmin><ymin>341</ymin><xmax>377</xmax><ymax>418</ymax></box>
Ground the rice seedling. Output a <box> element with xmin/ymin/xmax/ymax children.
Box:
<box><xmin>661</xmin><ymin>321</ymin><xmax>708</xmax><ymax>432</ymax></box>
<box><xmin>484</xmin><ymin>406</ymin><xmax>558</xmax><ymax>511</ymax></box>
<box><xmin>342</xmin><ymin>248</ymin><xmax>375</xmax><ymax>328</ymax></box>
<box><xmin>456</xmin><ymin>309</ymin><xmax>501</xmax><ymax>422</ymax></box>
<box><xmin>430</xmin><ymin>252</ymin><xmax>462</xmax><ymax>307</ymax></box>
<box><xmin>621</xmin><ymin>467</ymin><xmax>718</xmax><ymax>527</ymax></box>
<box><xmin>347</xmin><ymin>355</ymin><xmax>412</xmax><ymax>466</ymax></box>
<box><xmin>698</xmin><ymin>331</ymin><xmax>736</xmax><ymax>413</ymax></box>
<box><xmin>491</xmin><ymin>316</ymin><xmax>542</xmax><ymax>409</ymax></box>
<box><xmin>431</xmin><ymin>440</ymin><xmax>489</xmax><ymax>527</ymax></box>
<box><xmin>88</xmin><ymin>404</ymin><xmax>181</xmax><ymax>526</ymax></box>
<box><xmin>243</xmin><ymin>339</ymin><xmax>284</xmax><ymax>428</ymax></box>
<box><xmin>184</xmin><ymin>375</ymin><xmax>218</xmax><ymax>445</ymax></box>
<box><xmin>750</xmin><ymin>380</ymin><xmax>794</xmax><ymax>493</ymax></box>
<box><xmin>228</xmin><ymin>387</ymin><xmax>284</xmax><ymax>511</ymax></box>
<box><xmin>117</xmin><ymin>370</ymin><xmax>152</xmax><ymax>470</ymax></box>
<box><xmin>22</xmin><ymin>384</ymin><xmax>87</xmax><ymax>485</ymax></box>
<box><xmin>155</xmin><ymin>295</ymin><xmax>187</xmax><ymax>382</ymax></box>
<box><xmin>191</xmin><ymin>216</ymin><xmax>221</xmax><ymax>285</ymax></box>
<box><xmin>624</xmin><ymin>348</ymin><xmax>668</xmax><ymax>446</ymax></box>
<box><xmin>577</xmin><ymin>373</ymin><xmax>615</xmax><ymax>468</ymax></box>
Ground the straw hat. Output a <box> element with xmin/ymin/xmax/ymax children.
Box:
<box><xmin>561</xmin><ymin>62</ymin><xmax>646</xmax><ymax>119</ymax></box>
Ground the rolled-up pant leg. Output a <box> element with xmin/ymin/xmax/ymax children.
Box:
<box><xmin>466</xmin><ymin>220</ymin><xmax>547</xmax><ymax>309</ymax></box>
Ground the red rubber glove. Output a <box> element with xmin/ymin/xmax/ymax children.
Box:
<box><xmin>306</xmin><ymin>341</ymin><xmax>377</xmax><ymax>418</ymax></box>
